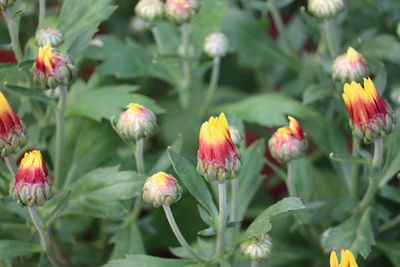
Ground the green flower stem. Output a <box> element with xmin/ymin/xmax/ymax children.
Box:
<box><xmin>28</xmin><ymin>207</ymin><xmax>60</xmax><ymax>267</ymax></box>
<box><xmin>287</xmin><ymin>161</ymin><xmax>297</xmax><ymax>197</ymax></box>
<box><xmin>251</xmin><ymin>260</ymin><xmax>259</xmax><ymax>267</ymax></box>
<box><xmin>359</xmin><ymin>138</ymin><xmax>384</xmax><ymax>211</ymax></box>
<box><xmin>54</xmin><ymin>85</ymin><xmax>68</xmax><ymax>189</ymax></box>
<box><xmin>180</xmin><ymin>23</ymin><xmax>191</xmax><ymax>107</ymax></box>
<box><xmin>4</xmin><ymin>155</ymin><xmax>18</xmax><ymax>176</ymax></box>
<box><xmin>38</xmin><ymin>0</ymin><xmax>46</xmax><ymax>30</ymax></box>
<box><xmin>151</xmin><ymin>26</ymin><xmax>165</xmax><ymax>54</ymax></box>
<box><xmin>267</xmin><ymin>0</ymin><xmax>297</xmax><ymax>60</ymax></box>
<box><xmin>379</xmin><ymin>214</ymin><xmax>400</xmax><ymax>233</ymax></box>
<box><xmin>231</xmin><ymin>178</ymin><xmax>238</xmax><ymax>222</ymax></box>
<box><xmin>201</xmin><ymin>57</ymin><xmax>220</xmax><ymax>116</ymax></box>
<box><xmin>132</xmin><ymin>138</ymin><xmax>145</xmax><ymax>219</ymax></box>
<box><xmin>321</xmin><ymin>19</ymin><xmax>339</xmax><ymax>58</ymax></box>
<box><xmin>162</xmin><ymin>205</ymin><xmax>203</xmax><ymax>262</ymax></box>
<box><xmin>3</xmin><ymin>9</ymin><xmax>23</xmax><ymax>63</ymax></box>
<box><xmin>216</xmin><ymin>182</ymin><xmax>227</xmax><ymax>259</ymax></box>
<box><xmin>350</xmin><ymin>137</ymin><xmax>361</xmax><ymax>198</ymax></box>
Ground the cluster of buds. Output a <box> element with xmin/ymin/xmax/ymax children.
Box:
<box><xmin>332</xmin><ymin>47</ymin><xmax>368</xmax><ymax>82</ymax></box>
<box><xmin>330</xmin><ymin>250</ymin><xmax>358</xmax><ymax>267</ymax></box>
<box><xmin>10</xmin><ymin>150</ymin><xmax>53</xmax><ymax>207</ymax></box>
<box><xmin>34</xmin><ymin>44</ymin><xmax>77</xmax><ymax>89</ymax></box>
<box><xmin>165</xmin><ymin>0</ymin><xmax>199</xmax><ymax>24</ymax></box>
<box><xmin>0</xmin><ymin>93</ymin><xmax>26</xmax><ymax>158</ymax></box>
<box><xmin>0</xmin><ymin>0</ymin><xmax>14</xmax><ymax>11</ymax></box>
<box><xmin>342</xmin><ymin>78</ymin><xmax>394</xmax><ymax>143</ymax></box>
<box><xmin>307</xmin><ymin>0</ymin><xmax>344</xmax><ymax>19</ymax></box>
<box><xmin>116</xmin><ymin>103</ymin><xmax>157</xmax><ymax>141</ymax></box>
<box><xmin>143</xmin><ymin>172</ymin><xmax>182</xmax><ymax>207</ymax></box>
<box><xmin>35</xmin><ymin>28</ymin><xmax>64</xmax><ymax>47</ymax></box>
<box><xmin>268</xmin><ymin>116</ymin><xmax>307</xmax><ymax>162</ymax></box>
<box><xmin>197</xmin><ymin>113</ymin><xmax>241</xmax><ymax>183</ymax></box>
<box><xmin>240</xmin><ymin>234</ymin><xmax>272</xmax><ymax>262</ymax></box>
<box><xmin>135</xmin><ymin>0</ymin><xmax>164</xmax><ymax>22</ymax></box>
<box><xmin>203</xmin><ymin>32</ymin><xmax>229</xmax><ymax>58</ymax></box>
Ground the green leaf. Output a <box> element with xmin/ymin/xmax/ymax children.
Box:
<box><xmin>377</xmin><ymin>241</ymin><xmax>400</xmax><ymax>267</ymax></box>
<box><xmin>302</xmin><ymin>84</ymin><xmax>333</xmax><ymax>104</ymax></box>
<box><xmin>57</xmin><ymin>0</ymin><xmax>116</xmax><ymax>57</ymax></box>
<box><xmin>329</xmin><ymin>152</ymin><xmax>371</xmax><ymax>165</ymax></box>
<box><xmin>321</xmin><ymin>208</ymin><xmax>375</xmax><ymax>259</ymax></box>
<box><xmin>0</xmin><ymin>240</ymin><xmax>43</xmax><ymax>259</ymax></box>
<box><xmin>104</xmin><ymin>255</ymin><xmax>197</xmax><ymax>267</ymax></box>
<box><xmin>237</xmin><ymin>139</ymin><xmax>266</xmax><ymax>218</ymax></box>
<box><xmin>361</xmin><ymin>34</ymin><xmax>400</xmax><ymax>65</ymax></box>
<box><xmin>379</xmin><ymin>185</ymin><xmax>400</xmax><ymax>203</ymax></box>
<box><xmin>110</xmin><ymin>220</ymin><xmax>145</xmax><ymax>259</ymax></box>
<box><xmin>4</xmin><ymin>84</ymin><xmax>56</xmax><ymax>107</ymax></box>
<box><xmin>17</xmin><ymin>60</ymin><xmax>34</xmax><ymax>70</ymax></box>
<box><xmin>242</xmin><ymin>197</ymin><xmax>305</xmax><ymax>240</ymax></box>
<box><xmin>150</xmin><ymin>135</ymin><xmax>183</xmax><ymax>174</ymax></box>
<box><xmin>44</xmin><ymin>191</ymin><xmax>71</xmax><ymax>229</ymax></box>
<box><xmin>168</xmin><ymin>149</ymin><xmax>218</xmax><ymax>220</ymax></box>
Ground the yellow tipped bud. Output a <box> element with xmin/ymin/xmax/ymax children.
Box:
<box><xmin>143</xmin><ymin>172</ymin><xmax>182</xmax><ymax>207</ymax></box>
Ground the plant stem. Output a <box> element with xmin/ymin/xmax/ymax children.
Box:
<box><xmin>251</xmin><ymin>260</ymin><xmax>259</xmax><ymax>267</ymax></box>
<box><xmin>359</xmin><ymin>138</ymin><xmax>384</xmax><ymax>211</ymax></box>
<box><xmin>231</xmin><ymin>179</ymin><xmax>238</xmax><ymax>222</ymax></box>
<box><xmin>379</xmin><ymin>214</ymin><xmax>400</xmax><ymax>233</ymax></box>
<box><xmin>321</xmin><ymin>19</ymin><xmax>339</xmax><ymax>58</ymax></box>
<box><xmin>162</xmin><ymin>205</ymin><xmax>203</xmax><ymax>261</ymax></box>
<box><xmin>180</xmin><ymin>23</ymin><xmax>191</xmax><ymax>107</ymax></box>
<box><xmin>201</xmin><ymin>57</ymin><xmax>220</xmax><ymax>116</ymax></box>
<box><xmin>267</xmin><ymin>0</ymin><xmax>297</xmax><ymax>59</ymax></box>
<box><xmin>54</xmin><ymin>85</ymin><xmax>68</xmax><ymax>189</ymax></box>
<box><xmin>132</xmin><ymin>138</ymin><xmax>145</xmax><ymax>219</ymax></box>
<box><xmin>28</xmin><ymin>207</ymin><xmax>59</xmax><ymax>267</ymax></box>
<box><xmin>3</xmin><ymin>9</ymin><xmax>23</xmax><ymax>63</ymax></box>
<box><xmin>216</xmin><ymin>182</ymin><xmax>227</xmax><ymax>259</ymax></box>
<box><xmin>4</xmin><ymin>155</ymin><xmax>18</xmax><ymax>176</ymax></box>
<box><xmin>38</xmin><ymin>0</ymin><xmax>46</xmax><ymax>30</ymax></box>
<box><xmin>287</xmin><ymin>161</ymin><xmax>297</xmax><ymax>197</ymax></box>
<box><xmin>350</xmin><ymin>137</ymin><xmax>361</xmax><ymax>198</ymax></box>
<box><xmin>151</xmin><ymin>26</ymin><xmax>165</xmax><ymax>54</ymax></box>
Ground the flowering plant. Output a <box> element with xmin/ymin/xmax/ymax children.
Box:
<box><xmin>0</xmin><ymin>0</ymin><xmax>400</xmax><ymax>266</ymax></box>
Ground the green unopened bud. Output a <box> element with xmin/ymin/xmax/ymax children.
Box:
<box><xmin>35</xmin><ymin>28</ymin><xmax>64</xmax><ymax>47</ymax></box>
<box><xmin>203</xmin><ymin>32</ymin><xmax>229</xmax><ymax>58</ymax></box>
<box><xmin>307</xmin><ymin>0</ymin><xmax>344</xmax><ymax>19</ymax></box>
<box><xmin>0</xmin><ymin>0</ymin><xmax>14</xmax><ymax>10</ymax></box>
<box><xmin>390</xmin><ymin>85</ymin><xmax>400</xmax><ymax>105</ymax></box>
<box><xmin>240</xmin><ymin>234</ymin><xmax>272</xmax><ymax>262</ymax></box>
<box><xmin>229</xmin><ymin>126</ymin><xmax>242</xmax><ymax>147</ymax></box>
<box><xmin>143</xmin><ymin>172</ymin><xmax>182</xmax><ymax>207</ymax></box>
<box><xmin>135</xmin><ymin>0</ymin><xmax>164</xmax><ymax>22</ymax></box>
<box><xmin>130</xmin><ymin>17</ymin><xmax>147</xmax><ymax>33</ymax></box>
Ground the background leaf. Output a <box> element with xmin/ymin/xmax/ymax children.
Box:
<box><xmin>0</xmin><ymin>240</ymin><xmax>42</xmax><ymax>260</ymax></box>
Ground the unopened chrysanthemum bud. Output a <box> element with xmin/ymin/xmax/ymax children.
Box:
<box><xmin>307</xmin><ymin>0</ymin><xmax>344</xmax><ymax>19</ymax></box>
<box><xmin>332</xmin><ymin>47</ymin><xmax>368</xmax><ymax>82</ymax></box>
<box><xmin>116</xmin><ymin>103</ymin><xmax>157</xmax><ymax>141</ymax></box>
<box><xmin>240</xmin><ymin>234</ymin><xmax>272</xmax><ymax>262</ymax></box>
<box><xmin>330</xmin><ymin>250</ymin><xmax>358</xmax><ymax>267</ymax></box>
<box><xmin>130</xmin><ymin>17</ymin><xmax>147</xmax><ymax>33</ymax></box>
<box><xmin>343</xmin><ymin>78</ymin><xmax>394</xmax><ymax>143</ymax></box>
<box><xmin>229</xmin><ymin>126</ymin><xmax>242</xmax><ymax>147</ymax></box>
<box><xmin>34</xmin><ymin>44</ymin><xmax>77</xmax><ymax>89</ymax></box>
<box><xmin>0</xmin><ymin>0</ymin><xmax>14</xmax><ymax>10</ymax></box>
<box><xmin>197</xmin><ymin>113</ymin><xmax>241</xmax><ymax>183</ymax></box>
<box><xmin>135</xmin><ymin>0</ymin><xmax>163</xmax><ymax>22</ymax></box>
<box><xmin>35</xmin><ymin>28</ymin><xmax>64</xmax><ymax>47</ymax></box>
<box><xmin>268</xmin><ymin>116</ymin><xmax>307</xmax><ymax>162</ymax></box>
<box><xmin>10</xmin><ymin>150</ymin><xmax>52</xmax><ymax>207</ymax></box>
<box><xmin>203</xmin><ymin>32</ymin><xmax>229</xmax><ymax>58</ymax></box>
<box><xmin>143</xmin><ymin>172</ymin><xmax>182</xmax><ymax>207</ymax></box>
<box><xmin>390</xmin><ymin>85</ymin><xmax>400</xmax><ymax>105</ymax></box>
<box><xmin>0</xmin><ymin>93</ymin><xmax>26</xmax><ymax>158</ymax></box>
<box><xmin>165</xmin><ymin>0</ymin><xmax>199</xmax><ymax>24</ymax></box>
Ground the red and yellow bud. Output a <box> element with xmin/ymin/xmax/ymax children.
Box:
<box><xmin>116</xmin><ymin>103</ymin><xmax>157</xmax><ymax>141</ymax></box>
<box><xmin>197</xmin><ymin>113</ymin><xmax>241</xmax><ymax>183</ymax></box>
<box><xmin>143</xmin><ymin>172</ymin><xmax>182</xmax><ymax>207</ymax></box>
<box><xmin>332</xmin><ymin>47</ymin><xmax>368</xmax><ymax>82</ymax></box>
<box><xmin>343</xmin><ymin>78</ymin><xmax>394</xmax><ymax>143</ymax></box>
<box><xmin>165</xmin><ymin>0</ymin><xmax>199</xmax><ymax>24</ymax></box>
<box><xmin>10</xmin><ymin>150</ymin><xmax>53</xmax><ymax>207</ymax></box>
<box><xmin>268</xmin><ymin>116</ymin><xmax>307</xmax><ymax>162</ymax></box>
<box><xmin>330</xmin><ymin>250</ymin><xmax>358</xmax><ymax>267</ymax></box>
<box><xmin>0</xmin><ymin>93</ymin><xmax>26</xmax><ymax>157</ymax></box>
<box><xmin>34</xmin><ymin>44</ymin><xmax>77</xmax><ymax>89</ymax></box>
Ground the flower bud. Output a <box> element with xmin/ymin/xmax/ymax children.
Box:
<box><xmin>0</xmin><ymin>93</ymin><xmax>26</xmax><ymax>158</ymax></box>
<box><xmin>307</xmin><ymin>0</ymin><xmax>344</xmax><ymax>19</ymax></box>
<box><xmin>143</xmin><ymin>172</ymin><xmax>182</xmax><ymax>207</ymax></box>
<box><xmin>390</xmin><ymin>85</ymin><xmax>400</xmax><ymax>105</ymax></box>
<box><xmin>203</xmin><ymin>32</ymin><xmax>229</xmax><ymax>58</ymax></box>
<box><xmin>330</xmin><ymin>250</ymin><xmax>358</xmax><ymax>267</ymax></box>
<box><xmin>10</xmin><ymin>150</ymin><xmax>53</xmax><ymax>207</ymax></box>
<box><xmin>116</xmin><ymin>103</ymin><xmax>157</xmax><ymax>141</ymax></box>
<box><xmin>332</xmin><ymin>47</ymin><xmax>368</xmax><ymax>82</ymax></box>
<box><xmin>35</xmin><ymin>28</ymin><xmax>64</xmax><ymax>47</ymax></box>
<box><xmin>268</xmin><ymin>116</ymin><xmax>307</xmax><ymax>162</ymax></box>
<box><xmin>34</xmin><ymin>45</ymin><xmax>77</xmax><ymax>89</ymax></box>
<box><xmin>135</xmin><ymin>0</ymin><xmax>164</xmax><ymax>22</ymax></box>
<box><xmin>197</xmin><ymin>113</ymin><xmax>241</xmax><ymax>183</ymax></box>
<box><xmin>343</xmin><ymin>78</ymin><xmax>394</xmax><ymax>143</ymax></box>
<box><xmin>240</xmin><ymin>234</ymin><xmax>272</xmax><ymax>262</ymax></box>
<box><xmin>165</xmin><ymin>0</ymin><xmax>199</xmax><ymax>24</ymax></box>
<box><xmin>0</xmin><ymin>0</ymin><xmax>14</xmax><ymax>11</ymax></box>
<box><xmin>229</xmin><ymin>126</ymin><xmax>242</xmax><ymax>147</ymax></box>
<box><xmin>130</xmin><ymin>17</ymin><xmax>147</xmax><ymax>33</ymax></box>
